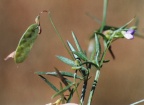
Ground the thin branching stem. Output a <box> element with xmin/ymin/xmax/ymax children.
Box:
<box><xmin>87</xmin><ymin>70</ymin><xmax>100</xmax><ymax>105</ymax></box>
<box><xmin>87</xmin><ymin>1</ymin><xmax>108</xmax><ymax>104</ymax></box>
<box><xmin>100</xmin><ymin>0</ymin><xmax>108</xmax><ymax>33</ymax></box>
<box><xmin>48</xmin><ymin>12</ymin><xmax>74</xmax><ymax>60</ymax></box>
<box><xmin>80</xmin><ymin>79</ymin><xmax>88</xmax><ymax>105</ymax></box>
<box><xmin>130</xmin><ymin>99</ymin><xmax>144</xmax><ymax>105</ymax></box>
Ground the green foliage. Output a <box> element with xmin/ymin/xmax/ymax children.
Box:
<box><xmin>56</xmin><ymin>55</ymin><xmax>75</xmax><ymax>66</ymax></box>
<box><xmin>38</xmin><ymin>75</ymin><xmax>59</xmax><ymax>92</ymax></box>
<box><xmin>35</xmin><ymin>71</ymin><xmax>82</xmax><ymax>79</ymax></box>
<box><xmin>94</xmin><ymin>34</ymin><xmax>101</xmax><ymax>67</ymax></box>
<box><xmin>52</xmin><ymin>82</ymin><xmax>74</xmax><ymax>99</ymax></box>
<box><xmin>72</xmin><ymin>51</ymin><xmax>88</xmax><ymax>61</ymax></box>
<box><xmin>72</xmin><ymin>32</ymin><xmax>83</xmax><ymax>53</ymax></box>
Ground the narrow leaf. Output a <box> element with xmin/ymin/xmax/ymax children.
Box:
<box><xmin>120</xmin><ymin>17</ymin><xmax>135</xmax><ymax>29</ymax></box>
<box><xmin>95</xmin><ymin>34</ymin><xmax>101</xmax><ymax>67</ymax></box>
<box><xmin>55</xmin><ymin>68</ymin><xmax>71</xmax><ymax>92</ymax></box>
<box><xmin>38</xmin><ymin>75</ymin><xmax>59</xmax><ymax>92</ymax></box>
<box><xmin>95</xmin><ymin>32</ymin><xmax>108</xmax><ymax>41</ymax></box>
<box><xmin>52</xmin><ymin>83</ymin><xmax>74</xmax><ymax>98</ymax></box>
<box><xmin>67</xmin><ymin>81</ymin><xmax>82</xmax><ymax>103</ymax></box>
<box><xmin>130</xmin><ymin>99</ymin><xmax>144</xmax><ymax>105</ymax></box>
<box><xmin>72</xmin><ymin>32</ymin><xmax>83</xmax><ymax>53</ymax></box>
<box><xmin>67</xmin><ymin>89</ymin><xmax>74</xmax><ymax>103</ymax></box>
<box><xmin>108</xmin><ymin>46</ymin><xmax>115</xmax><ymax>59</ymax></box>
<box><xmin>90</xmin><ymin>51</ymin><xmax>96</xmax><ymax>62</ymax></box>
<box><xmin>60</xmin><ymin>82</ymin><xmax>65</xmax><ymax>104</ymax></box>
<box><xmin>67</xmin><ymin>40</ymin><xmax>78</xmax><ymax>59</ymax></box>
<box><xmin>86</xmin><ymin>12</ymin><xmax>101</xmax><ymax>24</ymax></box>
<box><xmin>56</xmin><ymin>55</ymin><xmax>75</xmax><ymax>66</ymax></box>
<box><xmin>35</xmin><ymin>71</ymin><xmax>82</xmax><ymax>79</ymax></box>
<box><xmin>81</xmin><ymin>61</ymin><xmax>98</xmax><ymax>69</ymax></box>
<box><xmin>72</xmin><ymin>51</ymin><xmax>88</xmax><ymax>61</ymax></box>
<box><xmin>100</xmin><ymin>0</ymin><xmax>108</xmax><ymax>33</ymax></box>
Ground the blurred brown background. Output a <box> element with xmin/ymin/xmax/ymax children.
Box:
<box><xmin>1</xmin><ymin>0</ymin><xmax>144</xmax><ymax>105</ymax></box>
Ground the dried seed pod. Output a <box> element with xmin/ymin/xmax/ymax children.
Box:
<box><xmin>5</xmin><ymin>16</ymin><xmax>40</xmax><ymax>63</ymax></box>
<box><xmin>5</xmin><ymin>11</ymin><xmax>48</xmax><ymax>63</ymax></box>
<box><xmin>14</xmin><ymin>23</ymin><xmax>40</xmax><ymax>63</ymax></box>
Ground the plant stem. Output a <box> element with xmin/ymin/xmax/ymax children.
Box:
<box><xmin>100</xmin><ymin>0</ymin><xmax>108</xmax><ymax>33</ymax></box>
<box><xmin>87</xmin><ymin>1</ymin><xmax>108</xmax><ymax>104</ymax></box>
<box><xmin>80</xmin><ymin>79</ymin><xmax>88</xmax><ymax>105</ymax></box>
<box><xmin>130</xmin><ymin>99</ymin><xmax>144</xmax><ymax>105</ymax></box>
<box><xmin>48</xmin><ymin>12</ymin><xmax>74</xmax><ymax>60</ymax></box>
<box><xmin>80</xmin><ymin>67</ymin><xmax>90</xmax><ymax>105</ymax></box>
<box><xmin>87</xmin><ymin>70</ymin><xmax>100</xmax><ymax>105</ymax></box>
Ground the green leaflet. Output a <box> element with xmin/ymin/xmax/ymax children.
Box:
<box><xmin>67</xmin><ymin>89</ymin><xmax>74</xmax><ymax>103</ymax></box>
<box><xmin>35</xmin><ymin>71</ymin><xmax>82</xmax><ymax>79</ymax></box>
<box><xmin>38</xmin><ymin>75</ymin><xmax>59</xmax><ymax>92</ymax></box>
<box><xmin>67</xmin><ymin>40</ymin><xmax>78</xmax><ymax>59</ymax></box>
<box><xmin>67</xmin><ymin>81</ymin><xmax>81</xmax><ymax>103</ymax></box>
<box><xmin>71</xmin><ymin>32</ymin><xmax>83</xmax><ymax>53</ymax></box>
<box><xmin>72</xmin><ymin>51</ymin><xmax>88</xmax><ymax>61</ymax></box>
<box><xmin>14</xmin><ymin>23</ymin><xmax>40</xmax><ymax>63</ymax></box>
<box><xmin>95</xmin><ymin>34</ymin><xmax>101</xmax><ymax>67</ymax></box>
<box><xmin>55</xmin><ymin>68</ymin><xmax>71</xmax><ymax>92</ymax></box>
<box><xmin>52</xmin><ymin>82</ymin><xmax>74</xmax><ymax>99</ymax></box>
<box><xmin>59</xmin><ymin>82</ymin><xmax>65</xmax><ymax>104</ymax></box>
<box><xmin>56</xmin><ymin>55</ymin><xmax>75</xmax><ymax>66</ymax></box>
<box><xmin>99</xmin><ymin>0</ymin><xmax>108</xmax><ymax>33</ymax></box>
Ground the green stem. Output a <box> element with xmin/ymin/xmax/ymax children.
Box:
<box><xmin>100</xmin><ymin>0</ymin><xmax>108</xmax><ymax>33</ymax></box>
<box><xmin>80</xmin><ymin>68</ymin><xmax>90</xmax><ymax>105</ymax></box>
<box><xmin>87</xmin><ymin>70</ymin><xmax>100</xmax><ymax>105</ymax></box>
<box><xmin>48</xmin><ymin>12</ymin><xmax>74</xmax><ymax>60</ymax></box>
<box><xmin>100</xmin><ymin>31</ymin><xmax>116</xmax><ymax>67</ymax></box>
<box><xmin>130</xmin><ymin>99</ymin><xmax>144</xmax><ymax>105</ymax></box>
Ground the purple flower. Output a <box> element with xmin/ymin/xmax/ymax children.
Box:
<box><xmin>122</xmin><ymin>29</ymin><xmax>135</xmax><ymax>40</ymax></box>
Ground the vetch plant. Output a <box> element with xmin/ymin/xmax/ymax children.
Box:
<box><xmin>5</xmin><ymin>0</ymin><xmax>144</xmax><ymax>105</ymax></box>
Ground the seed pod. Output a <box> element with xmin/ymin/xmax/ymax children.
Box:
<box><xmin>5</xmin><ymin>12</ymin><xmax>48</xmax><ymax>63</ymax></box>
<box><xmin>14</xmin><ymin>23</ymin><xmax>40</xmax><ymax>63</ymax></box>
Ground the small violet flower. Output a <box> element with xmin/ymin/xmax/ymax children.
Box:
<box><xmin>121</xmin><ymin>29</ymin><xmax>135</xmax><ymax>40</ymax></box>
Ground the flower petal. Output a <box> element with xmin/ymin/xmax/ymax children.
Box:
<box><xmin>124</xmin><ymin>33</ymin><xmax>134</xmax><ymax>39</ymax></box>
<box><xmin>121</xmin><ymin>31</ymin><xmax>134</xmax><ymax>40</ymax></box>
<box><xmin>126</xmin><ymin>29</ymin><xmax>135</xmax><ymax>35</ymax></box>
